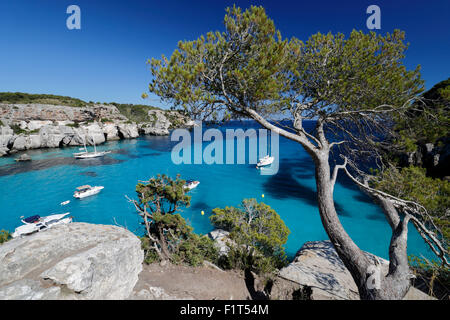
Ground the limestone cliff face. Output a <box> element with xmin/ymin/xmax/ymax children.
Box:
<box><xmin>0</xmin><ymin>223</ymin><xmax>144</xmax><ymax>300</ymax></box>
<box><xmin>0</xmin><ymin>103</ymin><xmax>193</xmax><ymax>156</ymax></box>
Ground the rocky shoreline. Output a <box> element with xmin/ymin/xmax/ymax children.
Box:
<box><xmin>0</xmin><ymin>103</ymin><xmax>194</xmax><ymax>157</ymax></box>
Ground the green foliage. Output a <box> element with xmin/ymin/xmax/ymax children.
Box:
<box><xmin>394</xmin><ymin>78</ymin><xmax>450</xmax><ymax>149</ymax></box>
<box><xmin>173</xmin><ymin>233</ymin><xmax>218</xmax><ymax>267</ymax></box>
<box><xmin>147</xmin><ymin>5</ymin><xmax>422</xmax><ymax>131</ymax></box>
<box><xmin>210</xmin><ymin>198</ymin><xmax>290</xmax><ymax>274</ymax></box>
<box><xmin>0</xmin><ymin>230</ymin><xmax>11</xmax><ymax>244</ymax></box>
<box><xmin>110</xmin><ymin>102</ymin><xmax>161</xmax><ymax>123</ymax></box>
<box><xmin>134</xmin><ymin>174</ymin><xmax>217</xmax><ymax>266</ymax></box>
<box><xmin>371</xmin><ymin>166</ymin><xmax>449</xmax><ymax>250</ymax></box>
<box><xmin>294</xmin><ymin>30</ymin><xmax>422</xmax><ymax>114</ymax></box>
<box><xmin>136</xmin><ymin>174</ymin><xmax>190</xmax><ymax>213</ymax></box>
<box><xmin>148</xmin><ymin>5</ymin><xmax>298</xmax><ymax>118</ymax></box>
<box><xmin>409</xmin><ymin>255</ymin><xmax>450</xmax><ymax>299</ymax></box>
<box><xmin>140</xmin><ymin>215</ymin><xmax>218</xmax><ymax>266</ymax></box>
<box><xmin>0</xmin><ymin>92</ymin><xmax>87</xmax><ymax>107</ymax></box>
<box><xmin>65</xmin><ymin>122</ymin><xmax>80</xmax><ymax>128</ymax></box>
<box><xmin>10</xmin><ymin>124</ymin><xmax>27</xmax><ymax>135</ymax></box>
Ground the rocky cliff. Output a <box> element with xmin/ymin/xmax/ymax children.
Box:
<box><xmin>270</xmin><ymin>240</ymin><xmax>434</xmax><ymax>300</ymax></box>
<box><xmin>0</xmin><ymin>223</ymin><xmax>144</xmax><ymax>300</ymax></box>
<box><xmin>398</xmin><ymin>138</ymin><xmax>450</xmax><ymax>179</ymax></box>
<box><xmin>0</xmin><ymin>103</ymin><xmax>194</xmax><ymax>156</ymax></box>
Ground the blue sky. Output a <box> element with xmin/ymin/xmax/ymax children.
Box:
<box><xmin>0</xmin><ymin>0</ymin><xmax>448</xmax><ymax>108</ymax></box>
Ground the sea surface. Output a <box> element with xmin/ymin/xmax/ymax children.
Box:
<box><xmin>0</xmin><ymin>121</ymin><xmax>433</xmax><ymax>260</ymax></box>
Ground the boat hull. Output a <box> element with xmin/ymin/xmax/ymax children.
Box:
<box><xmin>74</xmin><ymin>151</ymin><xmax>110</xmax><ymax>159</ymax></box>
<box><xmin>74</xmin><ymin>186</ymin><xmax>104</xmax><ymax>199</ymax></box>
<box><xmin>12</xmin><ymin>214</ymin><xmax>72</xmax><ymax>238</ymax></box>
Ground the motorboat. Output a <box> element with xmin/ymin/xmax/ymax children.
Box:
<box><xmin>73</xmin><ymin>185</ymin><xmax>104</xmax><ymax>199</ymax></box>
<box><xmin>12</xmin><ymin>213</ymin><xmax>72</xmax><ymax>238</ymax></box>
<box><xmin>256</xmin><ymin>155</ymin><xmax>275</xmax><ymax>168</ymax></box>
<box><xmin>60</xmin><ymin>200</ymin><xmax>70</xmax><ymax>206</ymax></box>
<box><xmin>184</xmin><ymin>180</ymin><xmax>200</xmax><ymax>190</ymax></box>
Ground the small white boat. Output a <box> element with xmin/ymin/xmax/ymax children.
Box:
<box><xmin>184</xmin><ymin>180</ymin><xmax>200</xmax><ymax>190</ymax></box>
<box><xmin>73</xmin><ymin>185</ymin><xmax>104</xmax><ymax>199</ymax></box>
<box><xmin>61</xmin><ymin>200</ymin><xmax>70</xmax><ymax>206</ymax></box>
<box><xmin>256</xmin><ymin>155</ymin><xmax>275</xmax><ymax>168</ymax></box>
<box><xmin>12</xmin><ymin>213</ymin><xmax>72</xmax><ymax>238</ymax></box>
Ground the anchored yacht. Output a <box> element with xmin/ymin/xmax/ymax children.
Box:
<box><xmin>73</xmin><ymin>185</ymin><xmax>104</xmax><ymax>199</ymax></box>
<box><xmin>12</xmin><ymin>213</ymin><xmax>72</xmax><ymax>238</ymax></box>
<box><xmin>184</xmin><ymin>180</ymin><xmax>200</xmax><ymax>190</ymax></box>
<box><xmin>256</xmin><ymin>155</ymin><xmax>275</xmax><ymax>168</ymax></box>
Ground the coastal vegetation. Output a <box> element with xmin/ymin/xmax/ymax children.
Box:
<box><xmin>0</xmin><ymin>230</ymin><xmax>11</xmax><ymax>244</ymax></box>
<box><xmin>146</xmin><ymin>5</ymin><xmax>448</xmax><ymax>299</ymax></box>
<box><xmin>128</xmin><ymin>175</ymin><xmax>291</xmax><ymax>279</ymax></box>
<box><xmin>109</xmin><ymin>102</ymin><xmax>161</xmax><ymax>123</ymax></box>
<box><xmin>0</xmin><ymin>91</ymin><xmax>163</xmax><ymax>123</ymax></box>
<box><xmin>128</xmin><ymin>174</ymin><xmax>217</xmax><ymax>266</ymax></box>
<box><xmin>0</xmin><ymin>92</ymin><xmax>87</xmax><ymax>108</ymax></box>
<box><xmin>394</xmin><ymin>78</ymin><xmax>449</xmax><ymax>154</ymax></box>
<box><xmin>210</xmin><ymin>199</ymin><xmax>290</xmax><ymax>275</ymax></box>
<box><xmin>371</xmin><ymin>79</ymin><xmax>450</xmax><ymax>298</ymax></box>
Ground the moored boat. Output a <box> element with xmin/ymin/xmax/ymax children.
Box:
<box><xmin>74</xmin><ymin>151</ymin><xmax>111</xmax><ymax>159</ymax></box>
<box><xmin>184</xmin><ymin>180</ymin><xmax>200</xmax><ymax>190</ymax></box>
<box><xmin>73</xmin><ymin>185</ymin><xmax>104</xmax><ymax>199</ymax></box>
<box><xmin>256</xmin><ymin>155</ymin><xmax>275</xmax><ymax>168</ymax></box>
<box><xmin>73</xmin><ymin>133</ymin><xmax>111</xmax><ymax>159</ymax></box>
<box><xmin>12</xmin><ymin>213</ymin><xmax>72</xmax><ymax>238</ymax></box>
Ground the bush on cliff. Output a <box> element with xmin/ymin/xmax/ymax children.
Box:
<box><xmin>111</xmin><ymin>103</ymin><xmax>160</xmax><ymax>123</ymax></box>
<box><xmin>0</xmin><ymin>230</ymin><xmax>11</xmax><ymax>244</ymax></box>
<box><xmin>210</xmin><ymin>199</ymin><xmax>290</xmax><ymax>275</ymax></box>
<box><xmin>0</xmin><ymin>92</ymin><xmax>86</xmax><ymax>108</ymax></box>
<box><xmin>129</xmin><ymin>174</ymin><xmax>217</xmax><ymax>266</ymax></box>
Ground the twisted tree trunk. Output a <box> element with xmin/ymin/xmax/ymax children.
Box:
<box><xmin>245</xmin><ymin>108</ymin><xmax>413</xmax><ymax>299</ymax></box>
<box><xmin>315</xmin><ymin>153</ymin><xmax>413</xmax><ymax>299</ymax></box>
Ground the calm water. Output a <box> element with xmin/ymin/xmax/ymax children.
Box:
<box><xmin>0</xmin><ymin>121</ymin><xmax>433</xmax><ymax>260</ymax></box>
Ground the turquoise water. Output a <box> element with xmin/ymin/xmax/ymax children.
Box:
<box><xmin>0</xmin><ymin>121</ymin><xmax>433</xmax><ymax>260</ymax></box>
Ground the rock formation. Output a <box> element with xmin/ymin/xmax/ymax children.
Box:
<box><xmin>0</xmin><ymin>103</ymin><xmax>193</xmax><ymax>156</ymax></box>
<box><xmin>270</xmin><ymin>240</ymin><xmax>434</xmax><ymax>300</ymax></box>
<box><xmin>0</xmin><ymin>223</ymin><xmax>144</xmax><ymax>300</ymax></box>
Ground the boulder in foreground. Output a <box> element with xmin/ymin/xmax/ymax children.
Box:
<box><xmin>0</xmin><ymin>222</ymin><xmax>144</xmax><ymax>300</ymax></box>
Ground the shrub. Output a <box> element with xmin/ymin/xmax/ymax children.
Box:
<box><xmin>130</xmin><ymin>174</ymin><xmax>218</xmax><ymax>266</ymax></box>
<box><xmin>0</xmin><ymin>230</ymin><xmax>11</xmax><ymax>244</ymax></box>
<box><xmin>409</xmin><ymin>255</ymin><xmax>450</xmax><ymax>299</ymax></box>
<box><xmin>210</xmin><ymin>198</ymin><xmax>290</xmax><ymax>275</ymax></box>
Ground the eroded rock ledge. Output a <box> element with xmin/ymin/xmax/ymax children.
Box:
<box><xmin>0</xmin><ymin>103</ymin><xmax>194</xmax><ymax>156</ymax></box>
<box><xmin>0</xmin><ymin>223</ymin><xmax>144</xmax><ymax>300</ymax></box>
<box><xmin>270</xmin><ymin>240</ymin><xmax>434</xmax><ymax>300</ymax></box>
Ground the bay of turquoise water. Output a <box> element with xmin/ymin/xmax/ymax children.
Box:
<box><xmin>0</xmin><ymin>121</ymin><xmax>433</xmax><ymax>260</ymax></box>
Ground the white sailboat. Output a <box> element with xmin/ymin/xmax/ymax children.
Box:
<box><xmin>12</xmin><ymin>213</ymin><xmax>72</xmax><ymax>238</ymax></box>
<box><xmin>73</xmin><ymin>132</ymin><xmax>111</xmax><ymax>159</ymax></box>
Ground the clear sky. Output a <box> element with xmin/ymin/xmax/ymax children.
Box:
<box><xmin>0</xmin><ymin>0</ymin><xmax>448</xmax><ymax>109</ymax></box>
